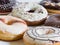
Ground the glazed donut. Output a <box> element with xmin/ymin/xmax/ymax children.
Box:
<box><xmin>0</xmin><ymin>16</ymin><xmax>28</xmax><ymax>41</ymax></box>
<box><xmin>10</xmin><ymin>3</ymin><xmax>48</xmax><ymax>26</ymax></box>
<box><xmin>40</xmin><ymin>0</ymin><xmax>60</xmax><ymax>14</ymax></box>
<box><xmin>45</xmin><ymin>14</ymin><xmax>60</xmax><ymax>28</ymax></box>
<box><xmin>23</xmin><ymin>26</ymin><xmax>60</xmax><ymax>45</ymax></box>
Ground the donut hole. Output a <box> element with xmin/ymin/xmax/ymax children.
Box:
<box><xmin>28</xmin><ymin>9</ymin><xmax>35</xmax><ymax>13</ymax></box>
<box><xmin>27</xmin><ymin>8</ymin><xmax>36</xmax><ymax>13</ymax></box>
<box><xmin>27</xmin><ymin>8</ymin><xmax>43</xmax><ymax>13</ymax></box>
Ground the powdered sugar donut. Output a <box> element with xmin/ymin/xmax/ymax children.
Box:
<box><xmin>23</xmin><ymin>26</ymin><xmax>60</xmax><ymax>45</ymax></box>
<box><xmin>10</xmin><ymin>3</ymin><xmax>48</xmax><ymax>26</ymax></box>
<box><xmin>0</xmin><ymin>16</ymin><xmax>28</xmax><ymax>41</ymax></box>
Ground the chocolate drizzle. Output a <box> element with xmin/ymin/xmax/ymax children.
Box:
<box><xmin>40</xmin><ymin>0</ymin><xmax>60</xmax><ymax>10</ymax></box>
<box><xmin>27</xmin><ymin>26</ymin><xmax>60</xmax><ymax>42</ymax></box>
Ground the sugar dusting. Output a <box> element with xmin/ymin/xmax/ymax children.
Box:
<box><xmin>11</xmin><ymin>3</ymin><xmax>48</xmax><ymax>21</ymax></box>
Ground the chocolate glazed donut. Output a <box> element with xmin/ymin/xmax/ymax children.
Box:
<box><xmin>52</xmin><ymin>0</ymin><xmax>60</xmax><ymax>3</ymax></box>
<box><xmin>40</xmin><ymin>0</ymin><xmax>60</xmax><ymax>14</ymax></box>
<box><xmin>45</xmin><ymin>14</ymin><xmax>60</xmax><ymax>28</ymax></box>
<box><xmin>0</xmin><ymin>0</ymin><xmax>16</xmax><ymax>15</ymax></box>
<box><xmin>40</xmin><ymin>0</ymin><xmax>60</xmax><ymax>10</ymax></box>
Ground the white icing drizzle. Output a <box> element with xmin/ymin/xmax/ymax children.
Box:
<box><xmin>27</xmin><ymin>26</ymin><xmax>60</xmax><ymax>41</ymax></box>
<box><xmin>10</xmin><ymin>3</ymin><xmax>48</xmax><ymax>22</ymax></box>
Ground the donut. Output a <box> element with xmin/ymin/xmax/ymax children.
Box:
<box><xmin>23</xmin><ymin>26</ymin><xmax>60</xmax><ymax>45</ymax></box>
<box><xmin>44</xmin><ymin>14</ymin><xmax>60</xmax><ymax>28</ymax></box>
<box><xmin>54</xmin><ymin>42</ymin><xmax>60</xmax><ymax>45</ymax></box>
<box><xmin>0</xmin><ymin>16</ymin><xmax>28</xmax><ymax>41</ymax></box>
<box><xmin>0</xmin><ymin>0</ymin><xmax>16</xmax><ymax>15</ymax></box>
<box><xmin>40</xmin><ymin>0</ymin><xmax>60</xmax><ymax>14</ymax></box>
<box><xmin>10</xmin><ymin>3</ymin><xmax>48</xmax><ymax>26</ymax></box>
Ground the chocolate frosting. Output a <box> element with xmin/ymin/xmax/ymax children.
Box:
<box><xmin>43</xmin><ymin>0</ymin><xmax>60</xmax><ymax>3</ymax></box>
<box><xmin>52</xmin><ymin>0</ymin><xmax>60</xmax><ymax>3</ymax></box>
<box><xmin>40</xmin><ymin>0</ymin><xmax>60</xmax><ymax>10</ymax></box>
<box><xmin>45</xmin><ymin>14</ymin><xmax>60</xmax><ymax>28</ymax></box>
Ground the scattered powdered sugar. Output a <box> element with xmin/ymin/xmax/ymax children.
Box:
<box><xmin>10</xmin><ymin>3</ymin><xmax>48</xmax><ymax>22</ymax></box>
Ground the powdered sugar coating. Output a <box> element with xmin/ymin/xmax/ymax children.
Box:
<box><xmin>10</xmin><ymin>3</ymin><xmax>48</xmax><ymax>22</ymax></box>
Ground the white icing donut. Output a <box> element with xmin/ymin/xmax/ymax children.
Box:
<box><xmin>0</xmin><ymin>16</ymin><xmax>28</xmax><ymax>41</ymax></box>
<box><xmin>23</xmin><ymin>26</ymin><xmax>60</xmax><ymax>45</ymax></box>
<box><xmin>10</xmin><ymin>3</ymin><xmax>48</xmax><ymax>25</ymax></box>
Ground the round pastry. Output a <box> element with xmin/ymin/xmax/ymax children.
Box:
<box><xmin>44</xmin><ymin>14</ymin><xmax>60</xmax><ymax>28</ymax></box>
<box><xmin>40</xmin><ymin>0</ymin><xmax>60</xmax><ymax>14</ymax></box>
<box><xmin>10</xmin><ymin>3</ymin><xmax>48</xmax><ymax>26</ymax></box>
<box><xmin>23</xmin><ymin>26</ymin><xmax>60</xmax><ymax>45</ymax></box>
<box><xmin>0</xmin><ymin>0</ymin><xmax>15</xmax><ymax>15</ymax></box>
<box><xmin>0</xmin><ymin>16</ymin><xmax>28</xmax><ymax>41</ymax></box>
<box><xmin>54</xmin><ymin>42</ymin><xmax>60</xmax><ymax>45</ymax></box>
